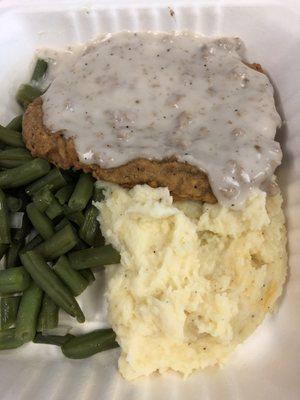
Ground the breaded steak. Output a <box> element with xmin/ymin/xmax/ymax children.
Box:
<box><xmin>22</xmin><ymin>63</ymin><xmax>263</xmax><ymax>203</ymax></box>
<box><xmin>23</xmin><ymin>98</ymin><xmax>216</xmax><ymax>203</ymax></box>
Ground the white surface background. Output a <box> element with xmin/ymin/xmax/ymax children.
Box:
<box><xmin>0</xmin><ymin>1</ymin><xmax>299</xmax><ymax>399</ymax></box>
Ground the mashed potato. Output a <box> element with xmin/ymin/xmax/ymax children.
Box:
<box><xmin>95</xmin><ymin>184</ymin><xmax>287</xmax><ymax>380</ymax></box>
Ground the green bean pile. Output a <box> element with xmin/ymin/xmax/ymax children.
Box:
<box><xmin>0</xmin><ymin>59</ymin><xmax>120</xmax><ymax>358</ymax></box>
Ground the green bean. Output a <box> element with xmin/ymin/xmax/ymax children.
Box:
<box><xmin>53</xmin><ymin>256</ymin><xmax>88</xmax><ymax>296</ymax></box>
<box><xmin>73</xmin><ymin>239</ymin><xmax>88</xmax><ymax>251</ymax></box>
<box><xmin>1</xmin><ymin>148</ymin><xmax>32</xmax><ymax>161</ymax></box>
<box><xmin>0</xmin><ymin>296</ymin><xmax>20</xmax><ymax>330</ymax></box>
<box><xmin>16</xmin><ymin>84</ymin><xmax>42</xmax><ymax>109</ymax></box>
<box><xmin>93</xmin><ymin>186</ymin><xmax>105</xmax><ymax>202</ymax></box>
<box><xmin>34</xmin><ymin>224</ymin><xmax>78</xmax><ymax>259</ymax></box>
<box><xmin>0</xmin><ymin>328</ymin><xmax>23</xmax><ymax>350</ymax></box>
<box><xmin>79</xmin><ymin>185</ymin><xmax>104</xmax><ymax>246</ymax></box>
<box><xmin>0</xmin><ymin>148</ymin><xmax>32</xmax><ymax>164</ymax></box>
<box><xmin>22</xmin><ymin>234</ymin><xmax>43</xmax><ymax>253</ymax></box>
<box><xmin>33</xmin><ymin>333</ymin><xmax>74</xmax><ymax>346</ymax></box>
<box><xmin>20</xmin><ymin>251</ymin><xmax>85</xmax><ymax>323</ymax></box>
<box><xmin>54</xmin><ymin>218</ymin><xmax>71</xmax><ymax>232</ymax></box>
<box><xmin>26</xmin><ymin>203</ymin><xmax>54</xmax><ymax>240</ymax></box>
<box><xmin>0</xmin><ymin>158</ymin><xmax>50</xmax><ymax>189</ymax></box>
<box><xmin>0</xmin><ymin>125</ymin><xmax>24</xmax><ymax>148</ymax></box>
<box><xmin>64</xmin><ymin>207</ymin><xmax>84</xmax><ymax>227</ymax></box>
<box><xmin>89</xmin><ymin>235</ymin><xmax>104</xmax><ymax>247</ymax></box>
<box><xmin>37</xmin><ymin>294</ymin><xmax>59</xmax><ymax>332</ymax></box>
<box><xmin>0</xmin><ymin>243</ymin><xmax>8</xmax><ymax>261</ymax></box>
<box><xmin>0</xmin><ymin>148</ymin><xmax>33</xmax><ymax>169</ymax></box>
<box><xmin>6</xmin><ymin>215</ymin><xmax>31</xmax><ymax>268</ymax></box>
<box><xmin>80</xmin><ymin>269</ymin><xmax>95</xmax><ymax>285</ymax></box>
<box><xmin>5</xmin><ymin>241</ymin><xmax>24</xmax><ymax>268</ymax></box>
<box><xmin>61</xmin><ymin>329</ymin><xmax>118</xmax><ymax>359</ymax></box>
<box><xmin>0</xmin><ymin>160</ymin><xmax>24</xmax><ymax>169</ymax></box>
<box><xmin>0</xmin><ymin>267</ymin><xmax>31</xmax><ymax>295</ymax></box>
<box><xmin>15</xmin><ymin>281</ymin><xmax>43</xmax><ymax>342</ymax></box>
<box><xmin>0</xmin><ymin>188</ymin><xmax>11</xmax><ymax>244</ymax></box>
<box><xmin>6</xmin><ymin>114</ymin><xmax>23</xmax><ymax>132</ymax></box>
<box><xmin>69</xmin><ymin>245</ymin><xmax>120</xmax><ymax>270</ymax></box>
<box><xmin>32</xmin><ymin>188</ymin><xmax>54</xmax><ymax>212</ymax></box>
<box><xmin>68</xmin><ymin>173</ymin><xmax>94</xmax><ymax>212</ymax></box>
<box><xmin>26</xmin><ymin>168</ymin><xmax>66</xmax><ymax>196</ymax></box>
<box><xmin>7</xmin><ymin>196</ymin><xmax>23</xmax><ymax>212</ymax></box>
<box><xmin>79</xmin><ymin>204</ymin><xmax>101</xmax><ymax>246</ymax></box>
<box><xmin>0</xmin><ymin>160</ymin><xmax>29</xmax><ymax>171</ymax></box>
<box><xmin>45</xmin><ymin>198</ymin><xmax>63</xmax><ymax>220</ymax></box>
<box><xmin>31</xmin><ymin>58</ymin><xmax>48</xmax><ymax>82</ymax></box>
<box><xmin>55</xmin><ymin>184</ymin><xmax>74</xmax><ymax>205</ymax></box>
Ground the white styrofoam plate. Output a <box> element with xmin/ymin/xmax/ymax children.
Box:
<box><xmin>0</xmin><ymin>1</ymin><xmax>299</xmax><ymax>399</ymax></box>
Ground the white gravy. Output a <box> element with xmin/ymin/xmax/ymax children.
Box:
<box><xmin>41</xmin><ymin>32</ymin><xmax>282</xmax><ymax>207</ymax></box>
